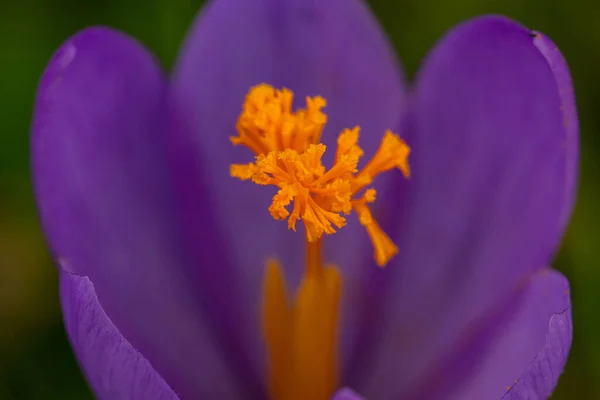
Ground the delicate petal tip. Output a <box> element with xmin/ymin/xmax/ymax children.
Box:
<box><xmin>452</xmin><ymin>269</ymin><xmax>571</xmax><ymax>400</ymax></box>
<box><xmin>502</xmin><ymin>311</ymin><xmax>572</xmax><ymax>399</ymax></box>
<box><xmin>531</xmin><ymin>31</ymin><xmax>579</xmax><ymax>229</ymax></box>
<box><xmin>36</xmin><ymin>27</ymin><xmax>130</xmax><ymax>84</ymax></box>
<box><xmin>501</xmin><ymin>272</ymin><xmax>572</xmax><ymax>399</ymax></box>
<box><xmin>35</xmin><ymin>27</ymin><xmax>120</xmax><ymax>108</ymax></box>
<box><xmin>60</xmin><ymin>271</ymin><xmax>180</xmax><ymax>400</ymax></box>
<box><xmin>331</xmin><ymin>387</ymin><xmax>364</xmax><ymax>400</ymax></box>
<box><xmin>33</xmin><ymin>27</ymin><xmax>153</xmax><ymax>163</ymax></box>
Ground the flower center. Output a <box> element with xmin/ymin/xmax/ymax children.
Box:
<box><xmin>230</xmin><ymin>85</ymin><xmax>410</xmax><ymax>399</ymax></box>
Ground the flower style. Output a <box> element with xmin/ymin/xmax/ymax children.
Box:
<box><xmin>32</xmin><ymin>0</ymin><xmax>578</xmax><ymax>399</ymax></box>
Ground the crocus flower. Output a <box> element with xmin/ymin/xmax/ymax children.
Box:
<box><xmin>32</xmin><ymin>0</ymin><xmax>578</xmax><ymax>398</ymax></box>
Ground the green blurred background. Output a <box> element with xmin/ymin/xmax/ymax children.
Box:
<box><xmin>0</xmin><ymin>0</ymin><xmax>597</xmax><ymax>398</ymax></box>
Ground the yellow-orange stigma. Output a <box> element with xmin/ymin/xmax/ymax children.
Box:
<box><xmin>230</xmin><ymin>84</ymin><xmax>410</xmax><ymax>267</ymax></box>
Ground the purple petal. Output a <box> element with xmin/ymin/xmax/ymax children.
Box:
<box><xmin>331</xmin><ymin>388</ymin><xmax>364</xmax><ymax>400</ymax></box>
<box><xmin>171</xmin><ymin>0</ymin><xmax>406</xmax><ymax>376</ymax></box>
<box><xmin>32</xmin><ymin>28</ymin><xmax>243</xmax><ymax>398</ymax></box>
<box><xmin>60</xmin><ymin>271</ymin><xmax>180</xmax><ymax>400</ymax></box>
<box><xmin>353</xmin><ymin>16</ymin><xmax>577</xmax><ymax>396</ymax></box>
<box><xmin>455</xmin><ymin>269</ymin><xmax>571</xmax><ymax>399</ymax></box>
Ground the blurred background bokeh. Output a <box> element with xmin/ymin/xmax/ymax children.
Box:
<box><xmin>0</xmin><ymin>0</ymin><xmax>597</xmax><ymax>398</ymax></box>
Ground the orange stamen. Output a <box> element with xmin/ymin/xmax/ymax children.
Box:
<box><xmin>231</xmin><ymin>84</ymin><xmax>410</xmax><ymax>267</ymax></box>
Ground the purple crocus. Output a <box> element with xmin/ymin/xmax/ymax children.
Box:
<box><xmin>32</xmin><ymin>0</ymin><xmax>578</xmax><ymax>399</ymax></box>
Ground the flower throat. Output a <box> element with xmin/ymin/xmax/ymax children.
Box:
<box><xmin>230</xmin><ymin>84</ymin><xmax>410</xmax><ymax>400</ymax></box>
